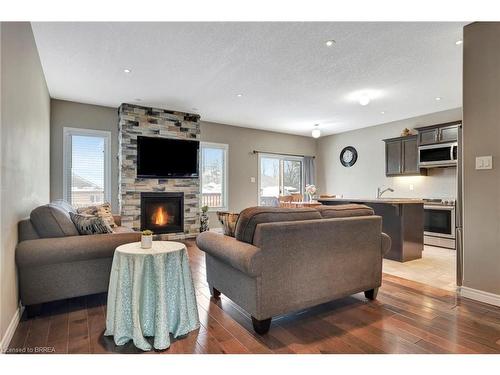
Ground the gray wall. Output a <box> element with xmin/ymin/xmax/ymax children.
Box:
<box><xmin>316</xmin><ymin>108</ymin><xmax>462</xmax><ymax>200</ymax></box>
<box><xmin>0</xmin><ymin>23</ymin><xmax>50</xmax><ymax>344</ymax></box>
<box><xmin>49</xmin><ymin>101</ymin><xmax>317</xmax><ymax>219</ymax></box>
<box><xmin>462</xmin><ymin>23</ymin><xmax>500</xmax><ymax>295</ymax></box>
<box><xmin>50</xmin><ymin>99</ymin><xmax>119</xmax><ymax>211</ymax></box>
<box><xmin>200</xmin><ymin>121</ymin><xmax>317</xmax><ymax>211</ymax></box>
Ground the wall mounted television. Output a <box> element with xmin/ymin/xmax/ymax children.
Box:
<box><xmin>136</xmin><ymin>136</ymin><xmax>199</xmax><ymax>178</ymax></box>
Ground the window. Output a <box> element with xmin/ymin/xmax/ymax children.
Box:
<box><xmin>63</xmin><ymin>127</ymin><xmax>111</xmax><ymax>208</ymax></box>
<box><xmin>200</xmin><ymin>142</ymin><xmax>228</xmax><ymax>210</ymax></box>
<box><xmin>258</xmin><ymin>154</ymin><xmax>303</xmax><ymax>206</ymax></box>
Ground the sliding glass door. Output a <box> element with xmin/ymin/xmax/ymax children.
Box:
<box><xmin>258</xmin><ymin>154</ymin><xmax>303</xmax><ymax>206</ymax></box>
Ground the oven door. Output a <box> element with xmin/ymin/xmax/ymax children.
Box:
<box><xmin>424</xmin><ymin>205</ymin><xmax>456</xmax><ymax>239</ymax></box>
<box><xmin>419</xmin><ymin>142</ymin><xmax>457</xmax><ymax>168</ymax></box>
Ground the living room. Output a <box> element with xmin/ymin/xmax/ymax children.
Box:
<box><xmin>2</xmin><ymin>1</ymin><xmax>500</xmax><ymax>372</ymax></box>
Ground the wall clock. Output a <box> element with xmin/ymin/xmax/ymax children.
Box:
<box><xmin>340</xmin><ymin>146</ymin><xmax>358</xmax><ymax>167</ymax></box>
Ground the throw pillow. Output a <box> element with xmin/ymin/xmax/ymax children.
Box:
<box><xmin>77</xmin><ymin>202</ymin><xmax>117</xmax><ymax>228</ymax></box>
<box><xmin>70</xmin><ymin>212</ymin><xmax>113</xmax><ymax>235</ymax></box>
<box><xmin>216</xmin><ymin>211</ymin><xmax>240</xmax><ymax>237</ymax></box>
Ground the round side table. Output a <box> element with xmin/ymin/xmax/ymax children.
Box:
<box><xmin>104</xmin><ymin>241</ymin><xmax>200</xmax><ymax>351</ymax></box>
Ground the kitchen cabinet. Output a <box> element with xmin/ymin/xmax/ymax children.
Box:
<box><xmin>417</xmin><ymin>121</ymin><xmax>460</xmax><ymax>145</ymax></box>
<box><xmin>318</xmin><ymin>198</ymin><xmax>424</xmax><ymax>262</ymax></box>
<box><xmin>384</xmin><ymin>135</ymin><xmax>426</xmax><ymax>177</ymax></box>
<box><xmin>418</xmin><ymin>128</ymin><xmax>439</xmax><ymax>145</ymax></box>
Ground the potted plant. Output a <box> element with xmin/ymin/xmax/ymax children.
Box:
<box><xmin>200</xmin><ymin>205</ymin><xmax>209</xmax><ymax>233</ymax></box>
<box><xmin>305</xmin><ymin>184</ymin><xmax>317</xmax><ymax>202</ymax></box>
<box><xmin>141</xmin><ymin>229</ymin><xmax>153</xmax><ymax>249</ymax></box>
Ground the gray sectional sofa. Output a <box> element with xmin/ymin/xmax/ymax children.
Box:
<box><xmin>196</xmin><ymin>205</ymin><xmax>391</xmax><ymax>334</ymax></box>
<box><xmin>16</xmin><ymin>200</ymin><xmax>140</xmax><ymax>316</ymax></box>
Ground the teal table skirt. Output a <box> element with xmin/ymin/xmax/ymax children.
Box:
<box><xmin>104</xmin><ymin>244</ymin><xmax>200</xmax><ymax>351</ymax></box>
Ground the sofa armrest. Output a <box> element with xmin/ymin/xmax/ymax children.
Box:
<box><xmin>196</xmin><ymin>231</ymin><xmax>262</xmax><ymax>276</ymax></box>
<box><xmin>16</xmin><ymin>232</ymin><xmax>141</xmax><ymax>268</ymax></box>
<box><xmin>381</xmin><ymin>232</ymin><xmax>391</xmax><ymax>256</ymax></box>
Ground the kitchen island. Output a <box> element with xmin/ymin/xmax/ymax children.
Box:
<box><xmin>318</xmin><ymin>198</ymin><xmax>424</xmax><ymax>262</ymax></box>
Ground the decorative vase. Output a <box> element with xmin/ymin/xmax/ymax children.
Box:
<box><xmin>308</xmin><ymin>193</ymin><xmax>315</xmax><ymax>202</ymax></box>
<box><xmin>141</xmin><ymin>234</ymin><xmax>153</xmax><ymax>249</ymax></box>
<box><xmin>200</xmin><ymin>212</ymin><xmax>209</xmax><ymax>233</ymax></box>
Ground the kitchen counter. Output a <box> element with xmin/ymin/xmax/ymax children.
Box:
<box><xmin>318</xmin><ymin>198</ymin><xmax>424</xmax><ymax>204</ymax></box>
<box><xmin>318</xmin><ymin>198</ymin><xmax>424</xmax><ymax>262</ymax></box>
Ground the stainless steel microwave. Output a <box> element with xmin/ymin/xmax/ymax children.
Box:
<box><xmin>418</xmin><ymin>142</ymin><xmax>457</xmax><ymax>168</ymax></box>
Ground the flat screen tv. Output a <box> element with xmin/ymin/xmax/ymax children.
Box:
<box><xmin>137</xmin><ymin>136</ymin><xmax>199</xmax><ymax>178</ymax></box>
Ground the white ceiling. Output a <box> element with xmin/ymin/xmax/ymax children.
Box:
<box><xmin>31</xmin><ymin>22</ymin><xmax>466</xmax><ymax>137</ymax></box>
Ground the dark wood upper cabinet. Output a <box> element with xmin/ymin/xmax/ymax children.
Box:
<box><xmin>384</xmin><ymin>135</ymin><xmax>426</xmax><ymax>177</ymax></box>
<box><xmin>385</xmin><ymin>139</ymin><xmax>402</xmax><ymax>176</ymax></box>
<box><xmin>416</xmin><ymin>121</ymin><xmax>460</xmax><ymax>145</ymax></box>
<box><xmin>402</xmin><ymin>136</ymin><xmax>419</xmax><ymax>174</ymax></box>
<box><xmin>418</xmin><ymin>128</ymin><xmax>439</xmax><ymax>145</ymax></box>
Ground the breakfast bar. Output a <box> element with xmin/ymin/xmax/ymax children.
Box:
<box><xmin>318</xmin><ymin>198</ymin><xmax>424</xmax><ymax>262</ymax></box>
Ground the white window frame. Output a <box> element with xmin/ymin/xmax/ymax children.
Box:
<box><xmin>257</xmin><ymin>153</ymin><xmax>304</xmax><ymax>204</ymax></box>
<box><xmin>200</xmin><ymin>142</ymin><xmax>228</xmax><ymax>211</ymax></box>
<box><xmin>63</xmin><ymin>127</ymin><xmax>112</xmax><ymax>206</ymax></box>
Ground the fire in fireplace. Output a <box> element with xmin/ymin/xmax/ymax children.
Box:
<box><xmin>141</xmin><ymin>192</ymin><xmax>184</xmax><ymax>234</ymax></box>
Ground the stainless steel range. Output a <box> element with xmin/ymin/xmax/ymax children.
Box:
<box><xmin>423</xmin><ymin>198</ymin><xmax>456</xmax><ymax>249</ymax></box>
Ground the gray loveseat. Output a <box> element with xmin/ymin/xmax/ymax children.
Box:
<box><xmin>16</xmin><ymin>200</ymin><xmax>140</xmax><ymax>316</ymax></box>
<box><xmin>196</xmin><ymin>205</ymin><xmax>391</xmax><ymax>334</ymax></box>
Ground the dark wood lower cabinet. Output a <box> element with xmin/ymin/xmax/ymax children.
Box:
<box><xmin>319</xmin><ymin>200</ymin><xmax>424</xmax><ymax>262</ymax></box>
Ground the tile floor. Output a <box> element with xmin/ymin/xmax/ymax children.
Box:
<box><xmin>383</xmin><ymin>245</ymin><xmax>456</xmax><ymax>291</ymax></box>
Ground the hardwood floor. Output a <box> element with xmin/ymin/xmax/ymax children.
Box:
<box><xmin>7</xmin><ymin>240</ymin><xmax>500</xmax><ymax>354</ymax></box>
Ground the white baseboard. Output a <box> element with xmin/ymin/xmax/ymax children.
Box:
<box><xmin>459</xmin><ymin>286</ymin><xmax>500</xmax><ymax>307</ymax></box>
<box><xmin>0</xmin><ymin>306</ymin><xmax>23</xmax><ymax>353</ymax></box>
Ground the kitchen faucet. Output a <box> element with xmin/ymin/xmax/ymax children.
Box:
<box><xmin>377</xmin><ymin>186</ymin><xmax>394</xmax><ymax>199</ymax></box>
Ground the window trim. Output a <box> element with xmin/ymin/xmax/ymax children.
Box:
<box><xmin>63</xmin><ymin>127</ymin><xmax>112</xmax><ymax>206</ymax></box>
<box><xmin>200</xmin><ymin>141</ymin><xmax>229</xmax><ymax>212</ymax></box>
<box><xmin>257</xmin><ymin>153</ymin><xmax>304</xmax><ymax>205</ymax></box>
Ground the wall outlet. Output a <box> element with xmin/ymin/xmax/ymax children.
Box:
<box><xmin>250</xmin><ymin>177</ymin><xmax>256</xmax><ymax>183</ymax></box>
<box><xmin>475</xmin><ymin>156</ymin><xmax>493</xmax><ymax>170</ymax></box>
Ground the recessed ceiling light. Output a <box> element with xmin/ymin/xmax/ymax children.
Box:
<box><xmin>134</xmin><ymin>98</ymin><xmax>142</xmax><ymax>102</ymax></box>
<box><xmin>192</xmin><ymin>107</ymin><xmax>199</xmax><ymax>111</ymax></box>
<box><xmin>325</xmin><ymin>40</ymin><xmax>336</xmax><ymax>47</ymax></box>
<box><xmin>236</xmin><ymin>94</ymin><xmax>243</xmax><ymax>98</ymax></box>
<box><xmin>380</xmin><ymin>111</ymin><xmax>386</xmax><ymax>114</ymax></box>
<box><xmin>435</xmin><ymin>97</ymin><xmax>442</xmax><ymax>101</ymax></box>
<box><xmin>311</xmin><ymin>124</ymin><xmax>321</xmax><ymax>138</ymax></box>
<box><xmin>455</xmin><ymin>40</ymin><xmax>463</xmax><ymax>45</ymax></box>
<box><xmin>359</xmin><ymin>94</ymin><xmax>371</xmax><ymax>106</ymax></box>
<box><xmin>123</xmin><ymin>68</ymin><xmax>132</xmax><ymax>73</ymax></box>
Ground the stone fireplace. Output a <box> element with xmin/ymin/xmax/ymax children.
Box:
<box><xmin>141</xmin><ymin>192</ymin><xmax>184</xmax><ymax>234</ymax></box>
<box><xmin>118</xmin><ymin>103</ymin><xmax>200</xmax><ymax>239</ymax></box>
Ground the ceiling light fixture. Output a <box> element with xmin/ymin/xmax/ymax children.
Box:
<box><xmin>123</xmin><ymin>68</ymin><xmax>132</xmax><ymax>73</ymax></box>
<box><xmin>325</xmin><ymin>40</ymin><xmax>336</xmax><ymax>47</ymax></box>
<box><xmin>312</xmin><ymin>124</ymin><xmax>321</xmax><ymax>139</ymax></box>
<box><xmin>435</xmin><ymin>97</ymin><xmax>442</xmax><ymax>101</ymax></box>
<box><xmin>455</xmin><ymin>40</ymin><xmax>463</xmax><ymax>45</ymax></box>
<box><xmin>236</xmin><ymin>94</ymin><xmax>243</xmax><ymax>98</ymax></box>
<box><xmin>380</xmin><ymin>111</ymin><xmax>386</xmax><ymax>114</ymax></box>
<box><xmin>359</xmin><ymin>94</ymin><xmax>371</xmax><ymax>106</ymax></box>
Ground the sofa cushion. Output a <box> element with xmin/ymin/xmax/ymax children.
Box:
<box><xmin>235</xmin><ymin>207</ymin><xmax>322</xmax><ymax>244</ymax></box>
<box><xmin>112</xmin><ymin>226</ymin><xmax>135</xmax><ymax>234</ymax></box>
<box><xmin>30</xmin><ymin>202</ymin><xmax>80</xmax><ymax>238</ymax></box>
<box><xmin>315</xmin><ymin>204</ymin><xmax>374</xmax><ymax>218</ymax></box>
<box><xmin>51</xmin><ymin>199</ymin><xmax>76</xmax><ymax>214</ymax></box>
<box><xmin>70</xmin><ymin>212</ymin><xmax>113</xmax><ymax>235</ymax></box>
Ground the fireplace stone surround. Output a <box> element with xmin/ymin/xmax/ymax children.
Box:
<box><xmin>118</xmin><ymin>103</ymin><xmax>201</xmax><ymax>239</ymax></box>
